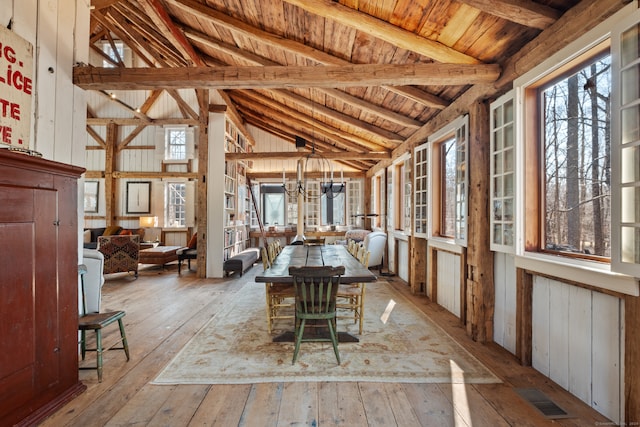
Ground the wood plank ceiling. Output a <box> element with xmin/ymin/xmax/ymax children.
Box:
<box><xmin>82</xmin><ymin>0</ymin><xmax>579</xmax><ymax>173</ymax></box>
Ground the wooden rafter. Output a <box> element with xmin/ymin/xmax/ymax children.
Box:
<box><xmin>458</xmin><ymin>0</ymin><xmax>561</xmax><ymax>30</ymax></box>
<box><xmin>73</xmin><ymin>63</ymin><xmax>501</xmax><ymax>90</ymax></box>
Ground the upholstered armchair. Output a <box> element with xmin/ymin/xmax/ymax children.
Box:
<box><xmin>363</xmin><ymin>231</ymin><xmax>387</xmax><ymax>272</ymax></box>
<box><xmin>98</xmin><ymin>234</ymin><xmax>140</xmax><ymax>277</ymax></box>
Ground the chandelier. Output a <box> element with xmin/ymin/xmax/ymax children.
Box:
<box><xmin>282</xmin><ymin>139</ymin><xmax>344</xmax><ymax>200</ymax></box>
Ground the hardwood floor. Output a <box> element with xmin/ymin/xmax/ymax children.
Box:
<box><xmin>42</xmin><ymin>262</ymin><xmax>612</xmax><ymax>426</ymax></box>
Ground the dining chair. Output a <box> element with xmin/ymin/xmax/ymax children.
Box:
<box><xmin>263</xmin><ymin>247</ymin><xmax>295</xmax><ymax>334</ymax></box>
<box><xmin>289</xmin><ymin>265</ymin><xmax>345</xmax><ymax>364</ymax></box>
<box><xmin>78</xmin><ymin>263</ymin><xmax>130</xmax><ymax>382</ymax></box>
<box><xmin>337</xmin><ymin>250</ymin><xmax>370</xmax><ymax>334</ymax></box>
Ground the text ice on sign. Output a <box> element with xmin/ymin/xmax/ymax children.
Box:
<box><xmin>0</xmin><ymin>26</ymin><xmax>33</xmax><ymax>148</ymax></box>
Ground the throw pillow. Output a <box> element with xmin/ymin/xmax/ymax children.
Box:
<box><xmin>103</xmin><ymin>225</ymin><xmax>123</xmax><ymax>236</ymax></box>
<box><xmin>187</xmin><ymin>232</ymin><xmax>197</xmax><ymax>249</ymax></box>
<box><xmin>119</xmin><ymin>229</ymin><xmax>133</xmax><ymax>236</ymax></box>
<box><xmin>83</xmin><ymin>229</ymin><xmax>91</xmax><ymax>244</ymax></box>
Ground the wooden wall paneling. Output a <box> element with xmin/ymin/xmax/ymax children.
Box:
<box><xmin>548</xmin><ymin>279</ymin><xmax>570</xmax><ymax>389</ymax></box>
<box><xmin>515</xmin><ymin>268</ymin><xmax>532</xmax><ymax>366</ymax></box>
<box><xmin>568</xmin><ymin>284</ymin><xmax>592</xmax><ymax>405</ymax></box>
<box><xmin>625</xmin><ymin>294</ymin><xmax>640</xmax><ymax>425</ymax></box>
<box><xmin>531</xmin><ymin>275</ymin><xmax>551</xmax><ymax>376</ymax></box>
<box><xmin>591</xmin><ymin>292</ymin><xmax>621</xmax><ymax>422</ymax></box>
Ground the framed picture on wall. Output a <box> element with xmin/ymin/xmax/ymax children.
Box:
<box><xmin>126</xmin><ymin>181</ymin><xmax>151</xmax><ymax>214</ymax></box>
<box><xmin>84</xmin><ymin>181</ymin><xmax>99</xmax><ymax>213</ymax></box>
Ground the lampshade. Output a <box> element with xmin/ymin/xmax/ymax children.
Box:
<box><xmin>139</xmin><ymin>216</ymin><xmax>158</xmax><ymax>228</ymax></box>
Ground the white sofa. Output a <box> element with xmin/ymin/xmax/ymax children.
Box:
<box><xmin>82</xmin><ymin>248</ymin><xmax>105</xmax><ymax>314</ymax></box>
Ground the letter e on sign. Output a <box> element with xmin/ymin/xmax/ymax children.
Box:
<box><xmin>0</xmin><ymin>26</ymin><xmax>33</xmax><ymax>148</ymax></box>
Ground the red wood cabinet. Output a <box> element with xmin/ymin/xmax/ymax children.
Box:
<box><xmin>0</xmin><ymin>150</ymin><xmax>86</xmax><ymax>426</ymax></box>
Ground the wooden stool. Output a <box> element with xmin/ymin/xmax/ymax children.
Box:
<box><xmin>78</xmin><ymin>265</ymin><xmax>130</xmax><ymax>382</ymax></box>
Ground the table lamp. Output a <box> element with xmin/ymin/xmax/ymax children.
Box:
<box><xmin>139</xmin><ymin>216</ymin><xmax>159</xmax><ymax>242</ymax></box>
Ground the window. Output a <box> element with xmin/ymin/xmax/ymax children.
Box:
<box><xmin>414</xmin><ymin>142</ymin><xmax>429</xmax><ymax>237</ymax></box>
<box><xmin>490</xmin><ymin>93</ymin><xmax>516</xmax><ymax>252</ymax></box>
<box><xmin>102</xmin><ymin>41</ymin><xmax>124</xmax><ymax>68</ymax></box>
<box><xmin>612</xmin><ymin>9</ymin><xmax>640</xmax><ymax>275</ymax></box>
<box><xmin>165</xmin><ymin>127</ymin><xmax>187</xmax><ymax>160</ymax></box>
<box><xmin>166</xmin><ymin>182</ymin><xmax>186</xmax><ymax>227</ymax></box>
<box><xmin>262</xmin><ymin>184</ymin><xmax>285</xmax><ymax>227</ymax></box>
<box><xmin>346</xmin><ymin>180</ymin><xmax>362</xmax><ymax>228</ymax></box>
<box><xmin>429</xmin><ymin>116</ymin><xmax>468</xmax><ymax>244</ymax></box>
<box><xmin>321</xmin><ymin>184</ymin><xmax>345</xmax><ymax>226</ymax></box>
<box><xmin>537</xmin><ymin>50</ymin><xmax>611</xmax><ymax>258</ymax></box>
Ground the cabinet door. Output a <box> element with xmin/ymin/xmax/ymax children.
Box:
<box><xmin>0</xmin><ymin>186</ymin><xmax>59</xmax><ymax>419</ymax></box>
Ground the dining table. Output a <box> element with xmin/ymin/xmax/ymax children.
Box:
<box><xmin>255</xmin><ymin>244</ymin><xmax>377</xmax><ymax>342</ymax></box>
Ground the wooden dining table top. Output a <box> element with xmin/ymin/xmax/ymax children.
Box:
<box><xmin>255</xmin><ymin>244</ymin><xmax>377</xmax><ymax>284</ymax></box>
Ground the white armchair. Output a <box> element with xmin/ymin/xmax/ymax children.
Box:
<box><xmin>364</xmin><ymin>231</ymin><xmax>387</xmax><ymax>272</ymax></box>
<box><xmin>82</xmin><ymin>248</ymin><xmax>105</xmax><ymax>314</ymax></box>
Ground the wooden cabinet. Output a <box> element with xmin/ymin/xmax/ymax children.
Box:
<box><xmin>0</xmin><ymin>150</ymin><xmax>85</xmax><ymax>426</ymax></box>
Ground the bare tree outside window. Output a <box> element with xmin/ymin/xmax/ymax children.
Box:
<box><xmin>542</xmin><ymin>55</ymin><xmax>611</xmax><ymax>258</ymax></box>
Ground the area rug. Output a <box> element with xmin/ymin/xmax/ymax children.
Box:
<box><xmin>152</xmin><ymin>280</ymin><xmax>501</xmax><ymax>385</ymax></box>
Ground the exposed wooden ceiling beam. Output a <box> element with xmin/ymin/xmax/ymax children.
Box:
<box><xmin>186</xmin><ymin>28</ymin><xmax>423</xmax><ymax>129</ymax></box>
<box><xmin>226</xmin><ymin>151</ymin><xmax>390</xmax><ymax>161</ymax></box>
<box><xmin>73</xmin><ymin>63</ymin><xmax>500</xmax><ymax>90</ymax></box>
<box><xmin>282</xmin><ymin>0</ymin><xmax>481</xmax><ymax>64</ymax></box>
<box><xmin>458</xmin><ymin>0</ymin><xmax>561</xmax><ymax>30</ymax></box>
<box><xmin>168</xmin><ymin>0</ymin><xmax>451</xmax><ymax>109</ymax></box>
<box><xmin>233</xmin><ymin>90</ymin><xmax>390</xmax><ymax>153</ymax></box>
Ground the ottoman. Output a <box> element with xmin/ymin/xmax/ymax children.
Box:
<box><xmin>139</xmin><ymin>245</ymin><xmax>182</xmax><ymax>268</ymax></box>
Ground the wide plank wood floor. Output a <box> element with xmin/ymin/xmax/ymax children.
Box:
<box><xmin>41</xmin><ymin>262</ymin><xmax>612</xmax><ymax>426</ymax></box>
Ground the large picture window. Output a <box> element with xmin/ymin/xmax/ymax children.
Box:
<box><xmin>539</xmin><ymin>51</ymin><xmax>611</xmax><ymax>258</ymax></box>
<box><xmin>166</xmin><ymin>182</ymin><xmax>186</xmax><ymax>227</ymax></box>
<box><xmin>262</xmin><ymin>184</ymin><xmax>285</xmax><ymax>227</ymax></box>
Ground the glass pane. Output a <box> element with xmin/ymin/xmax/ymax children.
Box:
<box><xmin>504</xmin><ymin>148</ymin><xmax>514</xmax><ymax>172</ymax></box>
<box><xmin>621</xmin><ymin>23</ymin><xmax>640</xmax><ymax>67</ymax></box>
<box><xmin>493</xmin><ymin>224</ymin><xmax>503</xmax><ymax>244</ymax></box>
<box><xmin>504</xmin><ymin>198</ymin><xmax>514</xmax><ymax>221</ymax></box>
<box><xmin>504</xmin><ymin>99</ymin><xmax>514</xmax><ymax>123</ymax></box>
<box><xmin>493</xmin><ymin>200</ymin><xmax>503</xmax><ymax>220</ymax></box>
<box><xmin>494</xmin><ymin>152</ymin><xmax>503</xmax><ymax>174</ymax></box>
<box><xmin>495</xmin><ymin>130</ymin><xmax>503</xmax><ymax>151</ymax></box>
<box><xmin>494</xmin><ymin>176</ymin><xmax>503</xmax><ymax>197</ymax></box>
<box><xmin>621</xmin><ymin>145</ymin><xmax>640</xmax><ymax>183</ymax></box>
<box><xmin>621</xmin><ymin>65</ymin><xmax>640</xmax><ymax>105</ymax></box>
<box><xmin>621</xmin><ymin>186</ymin><xmax>640</xmax><ymax>223</ymax></box>
<box><xmin>504</xmin><ymin>124</ymin><xmax>514</xmax><ymax>148</ymax></box>
<box><xmin>494</xmin><ymin>105</ymin><xmax>503</xmax><ymax>128</ymax></box>
<box><xmin>503</xmin><ymin>224</ymin><xmax>514</xmax><ymax>246</ymax></box>
<box><xmin>621</xmin><ymin>226</ymin><xmax>640</xmax><ymax>263</ymax></box>
<box><xmin>264</xmin><ymin>193</ymin><xmax>284</xmax><ymax>226</ymax></box>
<box><xmin>504</xmin><ymin>173</ymin><xmax>514</xmax><ymax>197</ymax></box>
<box><xmin>621</xmin><ymin>105</ymin><xmax>640</xmax><ymax>145</ymax></box>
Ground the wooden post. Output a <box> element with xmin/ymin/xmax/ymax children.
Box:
<box><xmin>465</xmin><ymin>100</ymin><xmax>494</xmax><ymax>342</ymax></box>
<box><xmin>625</xmin><ymin>294</ymin><xmax>640</xmax><ymax>423</ymax></box>
<box><xmin>196</xmin><ymin>89</ymin><xmax>209</xmax><ymax>278</ymax></box>
<box><xmin>427</xmin><ymin>244</ymin><xmax>437</xmax><ymax>302</ymax></box>
<box><xmin>409</xmin><ymin>237</ymin><xmax>427</xmax><ymax>294</ymax></box>
<box><xmin>104</xmin><ymin>122</ymin><xmax>118</xmax><ymax>227</ymax></box>
<box><xmin>516</xmin><ymin>268</ymin><xmax>533</xmax><ymax>366</ymax></box>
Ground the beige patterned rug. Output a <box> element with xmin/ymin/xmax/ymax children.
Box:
<box><xmin>152</xmin><ymin>280</ymin><xmax>501</xmax><ymax>385</ymax></box>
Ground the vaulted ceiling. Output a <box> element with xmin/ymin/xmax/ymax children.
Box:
<box><xmin>80</xmin><ymin>0</ymin><xmax>580</xmax><ymax>172</ymax></box>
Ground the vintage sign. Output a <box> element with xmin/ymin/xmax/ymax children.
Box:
<box><xmin>0</xmin><ymin>26</ymin><xmax>33</xmax><ymax>149</ymax></box>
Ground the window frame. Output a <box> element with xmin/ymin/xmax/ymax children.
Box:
<box><xmin>428</xmin><ymin>115</ymin><xmax>468</xmax><ymax>246</ymax></box>
<box><xmin>414</xmin><ymin>141</ymin><xmax>429</xmax><ymax>238</ymax></box>
<box><xmin>490</xmin><ymin>91</ymin><xmax>516</xmax><ymax>253</ymax></box>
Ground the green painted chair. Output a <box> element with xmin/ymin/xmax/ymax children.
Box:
<box><xmin>78</xmin><ymin>264</ymin><xmax>130</xmax><ymax>382</ymax></box>
<box><xmin>289</xmin><ymin>265</ymin><xmax>345</xmax><ymax>365</ymax></box>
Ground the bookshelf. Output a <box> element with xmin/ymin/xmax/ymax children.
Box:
<box><xmin>223</xmin><ymin>118</ymin><xmax>251</xmax><ymax>261</ymax></box>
